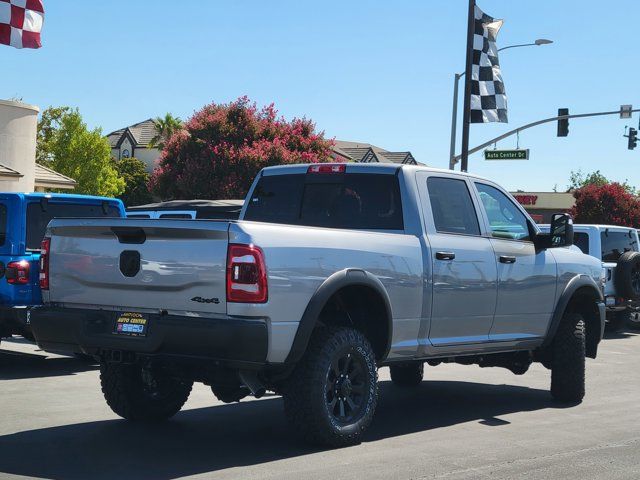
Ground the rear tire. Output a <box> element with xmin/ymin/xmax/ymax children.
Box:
<box><xmin>623</xmin><ymin>309</ymin><xmax>640</xmax><ymax>330</ymax></box>
<box><xmin>283</xmin><ymin>327</ymin><xmax>378</xmax><ymax>447</ymax></box>
<box><xmin>100</xmin><ymin>362</ymin><xmax>192</xmax><ymax>421</ymax></box>
<box><xmin>550</xmin><ymin>313</ymin><xmax>585</xmax><ymax>403</ymax></box>
<box><xmin>390</xmin><ymin>363</ymin><xmax>424</xmax><ymax>387</ymax></box>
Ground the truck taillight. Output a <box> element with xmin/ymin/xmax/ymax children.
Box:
<box><xmin>226</xmin><ymin>244</ymin><xmax>268</xmax><ymax>303</ymax></box>
<box><xmin>6</xmin><ymin>260</ymin><xmax>30</xmax><ymax>285</ymax></box>
<box><xmin>39</xmin><ymin>237</ymin><xmax>50</xmax><ymax>290</ymax></box>
<box><xmin>307</xmin><ymin>163</ymin><xmax>346</xmax><ymax>174</ymax></box>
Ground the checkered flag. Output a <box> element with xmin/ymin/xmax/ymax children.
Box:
<box><xmin>470</xmin><ymin>5</ymin><xmax>507</xmax><ymax>123</ymax></box>
<box><xmin>0</xmin><ymin>0</ymin><xmax>44</xmax><ymax>49</ymax></box>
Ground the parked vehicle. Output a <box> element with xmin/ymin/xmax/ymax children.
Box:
<box><xmin>0</xmin><ymin>193</ymin><xmax>125</xmax><ymax>345</ymax></box>
<box><xmin>30</xmin><ymin>164</ymin><xmax>605</xmax><ymax>447</ymax></box>
<box><xmin>540</xmin><ymin>224</ymin><xmax>640</xmax><ymax>331</ymax></box>
<box><xmin>126</xmin><ymin>199</ymin><xmax>243</xmax><ymax>220</ymax></box>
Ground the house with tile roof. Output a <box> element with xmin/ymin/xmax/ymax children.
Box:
<box><xmin>107</xmin><ymin>119</ymin><xmax>422</xmax><ymax>173</ymax></box>
<box><xmin>106</xmin><ymin>118</ymin><xmax>160</xmax><ymax>172</ymax></box>
<box><xmin>331</xmin><ymin>140</ymin><xmax>421</xmax><ymax>165</ymax></box>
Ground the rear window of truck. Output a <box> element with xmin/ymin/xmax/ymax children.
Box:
<box><xmin>244</xmin><ymin>173</ymin><xmax>404</xmax><ymax>230</ymax></box>
<box><xmin>26</xmin><ymin>202</ymin><xmax>121</xmax><ymax>250</ymax></box>
<box><xmin>601</xmin><ymin>230</ymin><xmax>639</xmax><ymax>262</ymax></box>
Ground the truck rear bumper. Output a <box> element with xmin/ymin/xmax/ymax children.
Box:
<box><xmin>0</xmin><ymin>306</ymin><xmax>34</xmax><ymax>338</ymax></box>
<box><xmin>30</xmin><ymin>307</ymin><xmax>268</xmax><ymax>366</ymax></box>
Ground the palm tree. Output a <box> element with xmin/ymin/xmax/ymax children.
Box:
<box><xmin>149</xmin><ymin>113</ymin><xmax>183</xmax><ymax>150</ymax></box>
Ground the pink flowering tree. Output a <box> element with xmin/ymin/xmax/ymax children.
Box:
<box><xmin>149</xmin><ymin>97</ymin><xmax>334</xmax><ymax>200</ymax></box>
<box><xmin>571</xmin><ymin>183</ymin><xmax>640</xmax><ymax>227</ymax></box>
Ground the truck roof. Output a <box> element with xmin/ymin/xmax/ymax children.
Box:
<box><xmin>260</xmin><ymin>162</ymin><xmax>494</xmax><ymax>182</ymax></box>
<box><xmin>127</xmin><ymin>199</ymin><xmax>243</xmax><ymax>211</ymax></box>
<box><xmin>540</xmin><ymin>224</ymin><xmax>638</xmax><ymax>233</ymax></box>
<box><xmin>0</xmin><ymin>192</ymin><xmax>122</xmax><ymax>203</ymax></box>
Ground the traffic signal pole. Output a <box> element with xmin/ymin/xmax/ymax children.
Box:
<box><xmin>450</xmin><ymin>107</ymin><xmax>640</xmax><ymax>166</ymax></box>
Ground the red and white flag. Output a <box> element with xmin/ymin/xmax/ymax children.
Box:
<box><xmin>0</xmin><ymin>0</ymin><xmax>44</xmax><ymax>49</ymax></box>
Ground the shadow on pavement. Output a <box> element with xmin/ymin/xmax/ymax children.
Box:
<box><xmin>0</xmin><ymin>349</ymin><xmax>97</xmax><ymax>380</ymax></box>
<box><xmin>603</xmin><ymin>330</ymin><xmax>640</xmax><ymax>340</ymax></box>
<box><xmin>0</xmin><ymin>379</ymin><xmax>566</xmax><ymax>480</ymax></box>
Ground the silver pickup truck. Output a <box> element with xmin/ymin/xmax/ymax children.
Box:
<box><xmin>31</xmin><ymin>163</ymin><xmax>605</xmax><ymax>447</ymax></box>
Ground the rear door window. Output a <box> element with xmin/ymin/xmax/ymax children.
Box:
<box><xmin>26</xmin><ymin>202</ymin><xmax>121</xmax><ymax>250</ymax></box>
<box><xmin>244</xmin><ymin>173</ymin><xmax>404</xmax><ymax>230</ymax></box>
<box><xmin>426</xmin><ymin>177</ymin><xmax>480</xmax><ymax>235</ymax></box>
<box><xmin>601</xmin><ymin>230</ymin><xmax>639</xmax><ymax>262</ymax></box>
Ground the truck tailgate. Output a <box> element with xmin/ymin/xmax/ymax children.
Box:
<box><xmin>46</xmin><ymin>218</ymin><xmax>230</xmax><ymax>316</ymax></box>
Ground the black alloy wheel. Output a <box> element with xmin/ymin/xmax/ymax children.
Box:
<box><xmin>326</xmin><ymin>349</ymin><xmax>368</xmax><ymax>425</ymax></box>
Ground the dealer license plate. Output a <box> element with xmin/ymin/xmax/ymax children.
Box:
<box><xmin>114</xmin><ymin>312</ymin><xmax>149</xmax><ymax>337</ymax></box>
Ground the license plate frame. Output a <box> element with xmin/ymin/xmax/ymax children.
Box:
<box><xmin>114</xmin><ymin>311</ymin><xmax>149</xmax><ymax>337</ymax></box>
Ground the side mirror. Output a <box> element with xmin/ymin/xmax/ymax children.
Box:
<box><xmin>550</xmin><ymin>213</ymin><xmax>574</xmax><ymax>248</ymax></box>
<box><xmin>534</xmin><ymin>213</ymin><xmax>574</xmax><ymax>250</ymax></box>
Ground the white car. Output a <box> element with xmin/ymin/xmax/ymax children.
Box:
<box><xmin>541</xmin><ymin>224</ymin><xmax>640</xmax><ymax>331</ymax></box>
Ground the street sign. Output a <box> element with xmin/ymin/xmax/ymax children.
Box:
<box><xmin>620</xmin><ymin>105</ymin><xmax>633</xmax><ymax>119</ymax></box>
<box><xmin>484</xmin><ymin>149</ymin><xmax>529</xmax><ymax>160</ymax></box>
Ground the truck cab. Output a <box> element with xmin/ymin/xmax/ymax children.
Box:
<box><xmin>0</xmin><ymin>193</ymin><xmax>125</xmax><ymax>341</ymax></box>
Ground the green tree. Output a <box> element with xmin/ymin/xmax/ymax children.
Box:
<box><xmin>37</xmin><ymin>107</ymin><xmax>125</xmax><ymax>197</ymax></box>
<box><xmin>568</xmin><ymin>169</ymin><xmax>635</xmax><ymax>194</ymax></box>
<box><xmin>148</xmin><ymin>113</ymin><xmax>183</xmax><ymax>151</ymax></box>
<box><xmin>115</xmin><ymin>157</ymin><xmax>153</xmax><ymax>206</ymax></box>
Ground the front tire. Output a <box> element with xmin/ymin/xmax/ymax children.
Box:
<box><xmin>283</xmin><ymin>327</ymin><xmax>378</xmax><ymax>447</ymax></box>
<box><xmin>100</xmin><ymin>362</ymin><xmax>192</xmax><ymax>421</ymax></box>
<box><xmin>390</xmin><ymin>363</ymin><xmax>424</xmax><ymax>387</ymax></box>
<box><xmin>550</xmin><ymin>313</ymin><xmax>585</xmax><ymax>403</ymax></box>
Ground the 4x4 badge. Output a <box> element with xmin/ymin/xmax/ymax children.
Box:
<box><xmin>191</xmin><ymin>296</ymin><xmax>220</xmax><ymax>304</ymax></box>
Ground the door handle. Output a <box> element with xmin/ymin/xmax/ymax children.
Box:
<box><xmin>435</xmin><ymin>251</ymin><xmax>456</xmax><ymax>261</ymax></box>
<box><xmin>499</xmin><ymin>255</ymin><xmax>516</xmax><ymax>264</ymax></box>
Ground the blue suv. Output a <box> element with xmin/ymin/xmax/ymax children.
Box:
<box><xmin>0</xmin><ymin>193</ymin><xmax>125</xmax><ymax>343</ymax></box>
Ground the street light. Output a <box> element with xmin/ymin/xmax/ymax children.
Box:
<box><xmin>448</xmin><ymin>39</ymin><xmax>554</xmax><ymax>170</ymax></box>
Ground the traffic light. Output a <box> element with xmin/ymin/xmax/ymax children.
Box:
<box><xmin>557</xmin><ymin>108</ymin><xmax>569</xmax><ymax>137</ymax></box>
<box><xmin>628</xmin><ymin>128</ymin><xmax>637</xmax><ymax>150</ymax></box>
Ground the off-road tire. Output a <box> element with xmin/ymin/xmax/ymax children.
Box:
<box><xmin>100</xmin><ymin>362</ymin><xmax>192</xmax><ymax>421</ymax></box>
<box><xmin>614</xmin><ymin>251</ymin><xmax>640</xmax><ymax>301</ymax></box>
<box><xmin>550</xmin><ymin>313</ymin><xmax>586</xmax><ymax>403</ymax></box>
<box><xmin>283</xmin><ymin>327</ymin><xmax>378</xmax><ymax>447</ymax></box>
<box><xmin>390</xmin><ymin>363</ymin><xmax>424</xmax><ymax>387</ymax></box>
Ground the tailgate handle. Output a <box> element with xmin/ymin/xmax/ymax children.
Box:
<box><xmin>112</xmin><ymin>227</ymin><xmax>146</xmax><ymax>244</ymax></box>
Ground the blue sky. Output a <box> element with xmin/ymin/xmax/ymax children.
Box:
<box><xmin>3</xmin><ymin>0</ymin><xmax>638</xmax><ymax>191</ymax></box>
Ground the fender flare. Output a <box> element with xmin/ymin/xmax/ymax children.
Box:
<box><xmin>542</xmin><ymin>274</ymin><xmax>604</xmax><ymax>347</ymax></box>
<box><xmin>284</xmin><ymin>268</ymin><xmax>393</xmax><ymax>364</ymax></box>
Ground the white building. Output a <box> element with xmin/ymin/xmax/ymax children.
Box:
<box><xmin>107</xmin><ymin>119</ymin><xmax>161</xmax><ymax>173</ymax></box>
<box><xmin>0</xmin><ymin>99</ymin><xmax>77</xmax><ymax>192</ymax></box>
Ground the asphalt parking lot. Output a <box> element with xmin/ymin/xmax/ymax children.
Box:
<box><xmin>0</xmin><ymin>332</ymin><xmax>639</xmax><ymax>480</ymax></box>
